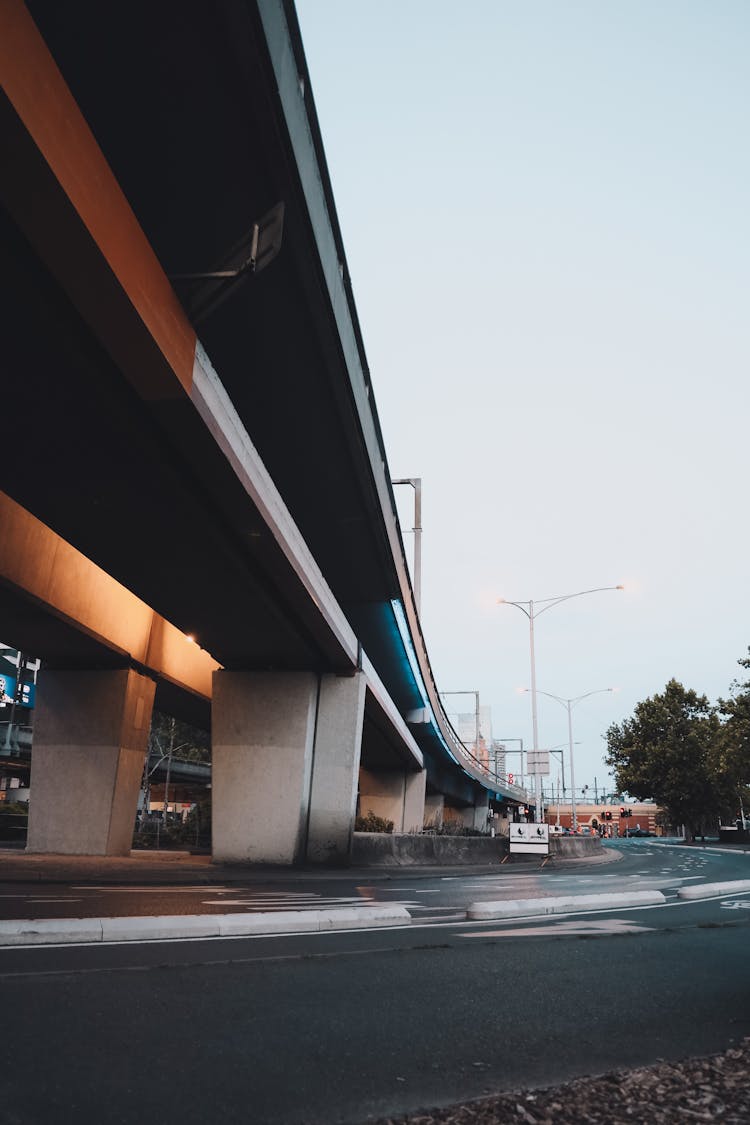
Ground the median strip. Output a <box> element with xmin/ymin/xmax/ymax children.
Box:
<box><xmin>677</xmin><ymin>879</ymin><xmax>750</xmax><ymax>901</ymax></box>
<box><xmin>467</xmin><ymin>890</ymin><xmax>666</xmax><ymax>920</ymax></box>
<box><xmin>0</xmin><ymin>905</ymin><xmax>412</xmax><ymax>946</ymax></box>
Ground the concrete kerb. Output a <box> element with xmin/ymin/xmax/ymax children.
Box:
<box><xmin>468</xmin><ymin>890</ymin><xmax>666</xmax><ymax>921</ymax></box>
<box><xmin>677</xmin><ymin>879</ymin><xmax>750</xmax><ymax>901</ymax></box>
<box><xmin>0</xmin><ymin>904</ymin><xmax>412</xmax><ymax>946</ymax></box>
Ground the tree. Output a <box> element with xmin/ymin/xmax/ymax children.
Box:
<box><xmin>604</xmin><ymin>679</ymin><xmax>722</xmax><ymax>841</ymax></box>
<box><xmin>716</xmin><ymin>650</ymin><xmax>750</xmax><ymax>824</ymax></box>
<box><xmin>148</xmin><ymin>711</ymin><xmax>210</xmax><ymax>764</ymax></box>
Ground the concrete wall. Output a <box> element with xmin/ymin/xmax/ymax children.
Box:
<box><xmin>352</xmin><ymin>831</ymin><xmax>605</xmax><ymax>866</ymax></box>
<box><xmin>352</xmin><ymin>832</ymin><xmax>504</xmax><ymax>866</ymax></box>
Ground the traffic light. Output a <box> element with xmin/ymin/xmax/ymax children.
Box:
<box><xmin>620</xmin><ymin>807</ymin><xmax>626</xmax><ymax>818</ymax></box>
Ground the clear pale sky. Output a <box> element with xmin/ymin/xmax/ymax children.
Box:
<box><xmin>296</xmin><ymin>0</ymin><xmax>750</xmax><ymax>796</ymax></box>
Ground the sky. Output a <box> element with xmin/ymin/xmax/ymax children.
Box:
<box><xmin>295</xmin><ymin>0</ymin><xmax>750</xmax><ymax>797</ymax></box>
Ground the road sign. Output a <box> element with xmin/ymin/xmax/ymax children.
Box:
<box><xmin>526</xmin><ymin>750</ymin><xmax>550</xmax><ymax>776</ymax></box>
<box><xmin>509</xmin><ymin>822</ymin><xmax>550</xmax><ymax>855</ymax></box>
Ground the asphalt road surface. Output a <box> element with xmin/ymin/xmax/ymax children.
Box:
<box><xmin>1</xmin><ymin>840</ymin><xmax>750</xmax><ymax>1124</ymax></box>
<box><xmin>1</xmin><ymin>838</ymin><xmax>747</xmax><ymax>922</ymax></box>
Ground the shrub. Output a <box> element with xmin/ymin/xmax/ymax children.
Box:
<box><xmin>355</xmin><ymin>810</ymin><xmax>394</xmax><ymax>834</ymax></box>
<box><xmin>0</xmin><ymin>801</ymin><xmax>29</xmax><ymax>816</ymax></box>
<box><xmin>420</xmin><ymin>820</ymin><xmax>485</xmax><ymax>837</ymax></box>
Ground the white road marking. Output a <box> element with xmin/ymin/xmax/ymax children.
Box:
<box><xmin>204</xmin><ymin>894</ymin><xmax>325</xmax><ymax>900</ymax></box>
<box><xmin>462</xmin><ymin>918</ymin><xmax>655</xmax><ymax>938</ymax></box>
<box><xmin>201</xmin><ymin>896</ymin><xmax>383</xmax><ymax>909</ymax></box>
<box><xmin>69</xmin><ymin>886</ymin><xmax>231</xmax><ymax>893</ymax></box>
<box><xmin>373</xmin><ymin>887</ymin><xmax>420</xmax><ymax>892</ymax></box>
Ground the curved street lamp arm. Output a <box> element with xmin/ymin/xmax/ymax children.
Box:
<box><xmin>533</xmin><ymin>585</ymin><xmax>623</xmax><ymax>619</ymax></box>
<box><xmin>496</xmin><ymin>599</ymin><xmax>531</xmax><ymax>620</ymax></box>
<box><xmin>570</xmin><ymin>687</ymin><xmax>615</xmax><ymax>708</ymax></box>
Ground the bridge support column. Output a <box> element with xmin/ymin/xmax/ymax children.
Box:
<box><xmin>358</xmin><ymin>767</ymin><xmax>425</xmax><ymax>833</ymax></box>
<box><xmin>27</xmin><ymin>669</ymin><xmax>155</xmax><ymax>855</ymax></box>
<box><xmin>306</xmin><ymin>672</ymin><xmax>366</xmax><ymax>864</ymax></box>
<box><xmin>212</xmin><ymin>671</ymin><xmax>316</xmax><ymax>865</ymax></box>
<box><xmin>423</xmin><ymin>793</ymin><xmax>444</xmax><ymax>829</ymax></box>
<box><xmin>212</xmin><ymin>670</ymin><xmax>367</xmax><ymax>865</ymax></box>
<box><xmin>462</xmin><ymin>790</ymin><xmax>490</xmax><ymax>832</ymax></box>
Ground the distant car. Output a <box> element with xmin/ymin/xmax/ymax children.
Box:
<box><xmin>625</xmin><ymin>826</ymin><xmax>652</xmax><ymax>837</ymax></box>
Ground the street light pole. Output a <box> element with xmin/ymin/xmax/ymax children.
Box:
<box><xmin>532</xmin><ymin>688</ymin><xmax>615</xmax><ymax>831</ymax></box>
<box><xmin>392</xmin><ymin>478</ymin><xmax>422</xmax><ymax>616</ymax></box>
<box><xmin>548</xmin><ymin>745</ymin><xmax>570</xmax><ymax>799</ymax></box>
<box><xmin>498</xmin><ymin>585</ymin><xmax>623</xmax><ymax>823</ymax></box>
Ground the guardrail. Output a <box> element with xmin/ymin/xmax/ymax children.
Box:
<box><xmin>438</xmin><ymin>720</ymin><xmax>529</xmax><ymax>802</ymax></box>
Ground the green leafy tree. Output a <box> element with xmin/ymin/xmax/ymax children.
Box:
<box><xmin>604</xmin><ymin>679</ymin><xmax>722</xmax><ymax>841</ymax></box>
<box><xmin>716</xmin><ymin>650</ymin><xmax>750</xmax><ymax>823</ymax></box>
<box><xmin>149</xmin><ymin>711</ymin><xmax>210</xmax><ymax>763</ymax></box>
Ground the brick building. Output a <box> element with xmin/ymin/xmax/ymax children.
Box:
<box><xmin>544</xmin><ymin>800</ymin><xmax>665</xmax><ymax>835</ymax></box>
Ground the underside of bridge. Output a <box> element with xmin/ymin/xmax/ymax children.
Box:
<box><xmin>0</xmin><ymin>0</ymin><xmax>525</xmax><ymax>861</ymax></box>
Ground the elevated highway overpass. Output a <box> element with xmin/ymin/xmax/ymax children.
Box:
<box><xmin>0</xmin><ymin>0</ymin><xmax>527</xmax><ymax>862</ymax></box>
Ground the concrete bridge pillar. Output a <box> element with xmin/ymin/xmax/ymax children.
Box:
<box><xmin>211</xmin><ymin>670</ymin><xmax>367</xmax><ymax>865</ymax></box>
<box><xmin>27</xmin><ymin>668</ymin><xmax>155</xmax><ymax>855</ymax></box>
<box><xmin>358</xmin><ymin>767</ymin><xmax>426</xmax><ymax>833</ymax></box>
<box><xmin>306</xmin><ymin>673</ymin><xmax>366</xmax><ymax>864</ymax></box>
<box><xmin>465</xmin><ymin>790</ymin><xmax>490</xmax><ymax>832</ymax></box>
<box><xmin>423</xmin><ymin>793</ymin><xmax>444</xmax><ymax>829</ymax></box>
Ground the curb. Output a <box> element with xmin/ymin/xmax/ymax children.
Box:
<box><xmin>467</xmin><ymin>890</ymin><xmax>666</xmax><ymax>920</ymax></box>
<box><xmin>0</xmin><ymin>904</ymin><xmax>412</xmax><ymax>946</ymax></box>
<box><xmin>677</xmin><ymin>879</ymin><xmax>750</xmax><ymax>901</ymax></box>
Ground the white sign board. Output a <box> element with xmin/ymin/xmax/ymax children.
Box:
<box><xmin>509</xmin><ymin>822</ymin><xmax>550</xmax><ymax>855</ymax></box>
<box><xmin>527</xmin><ymin>750</ymin><xmax>550</xmax><ymax>776</ymax></box>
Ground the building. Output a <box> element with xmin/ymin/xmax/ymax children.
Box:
<box><xmin>544</xmin><ymin>800</ymin><xmax>665</xmax><ymax>835</ymax></box>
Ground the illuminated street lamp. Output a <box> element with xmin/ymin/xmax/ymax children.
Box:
<box><xmin>498</xmin><ymin>585</ymin><xmax>623</xmax><ymax>821</ymax></box>
<box><xmin>528</xmin><ymin>688</ymin><xmax>616</xmax><ymax>831</ymax></box>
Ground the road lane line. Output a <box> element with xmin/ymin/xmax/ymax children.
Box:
<box><xmin>462</xmin><ymin>918</ymin><xmax>655</xmax><ymax>938</ymax></box>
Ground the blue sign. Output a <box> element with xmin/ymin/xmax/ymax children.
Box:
<box><xmin>0</xmin><ymin>674</ymin><xmax>35</xmax><ymax>708</ymax></box>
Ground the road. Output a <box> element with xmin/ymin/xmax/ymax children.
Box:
<box><xmin>1</xmin><ymin>838</ymin><xmax>747</xmax><ymax>921</ymax></box>
<box><xmin>1</xmin><ymin>840</ymin><xmax>750</xmax><ymax>1124</ymax></box>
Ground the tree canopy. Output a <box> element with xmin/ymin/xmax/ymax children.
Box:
<box><xmin>716</xmin><ymin>653</ymin><xmax>750</xmax><ymax>802</ymax></box>
<box><xmin>604</xmin><ymin>678</ymin><xmax>724</xmax><ymax>840</ymax></box>
<box><xmin>149</xmin><ymin>711</ymin><xmax>210</xmax><ymax>764</ymax></box>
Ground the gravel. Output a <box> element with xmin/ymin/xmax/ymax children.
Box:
<box><xmin>374</xmin><ymin>1039</ymin><xmax>750</xmax><ymax>1124</ymax></box>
